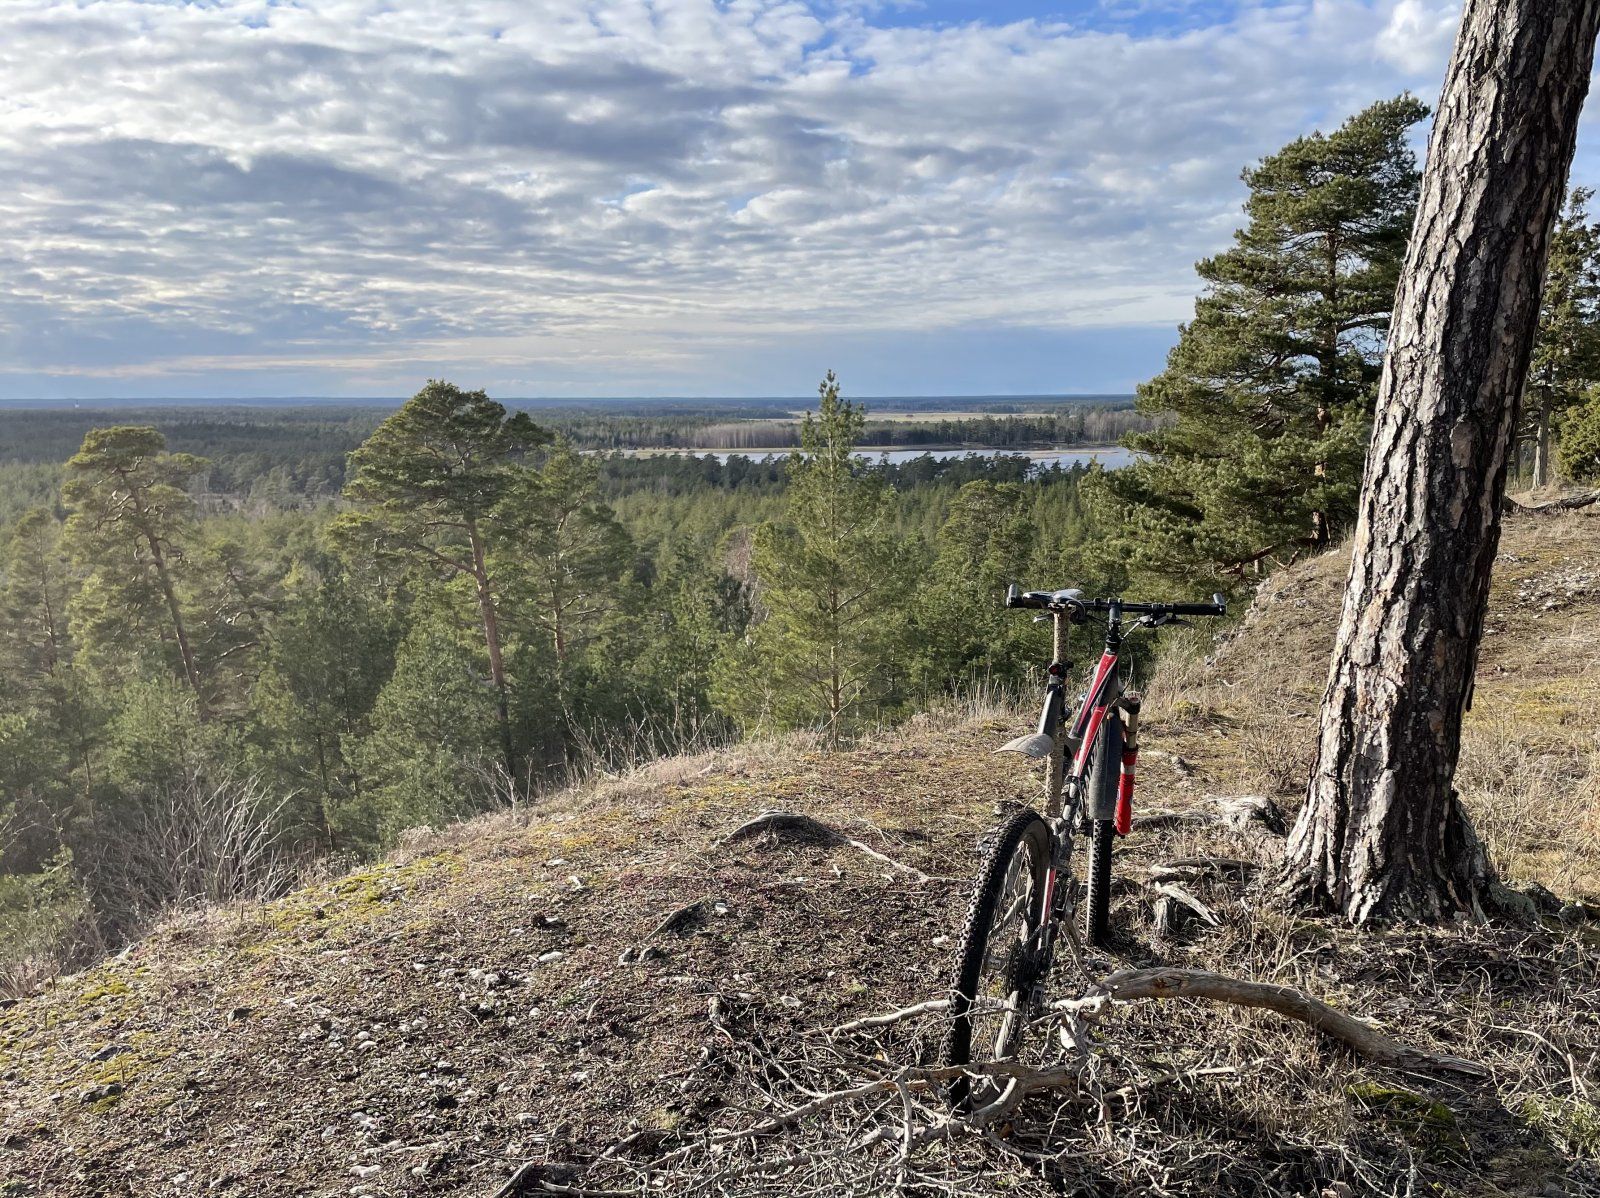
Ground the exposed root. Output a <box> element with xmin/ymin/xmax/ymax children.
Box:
<box><xmin>1057</xmin><ymin>967</ymin><xmax>1488</xmax><ymax>1077</ymax></box>
<box><xmin>717</xmin><ymin>810</ymin><xmax>930</xmax><ymax>882</ymax></box>
<box><xmin>720</xmin><ymin>811</ymin><xmax>845</xmax><ymax>847</ymax></box>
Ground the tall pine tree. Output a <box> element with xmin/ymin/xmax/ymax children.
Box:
<box><xmin>716</xmin><ymin>372</ymin><xmax>911</xmax><ymax>739</ymax></box>
<box><xmin>62</xmin><ymin>427</ymin><xmax>212</xmax><ymax>713</ymax></box>
<box><xmin>1095</xmin><ymin>96</ymin><xmax>1427</xmax><ymax>588</ymax></box>
<box><xmin>1525</xmin><ymin>188</ymin><xmax>1600</xmax><ymax>486</ymax></box>
<box><xmin>329</xmin><ymin>381</ymin><xmax>549</xmax><ymax>783</ymax></box>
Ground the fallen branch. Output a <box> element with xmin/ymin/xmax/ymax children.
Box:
<box><xmin>1503</xmin><ymin>488</ymin><xmax>1600</xmax><ymax>515</ymax></box>
<box><xmin>490</xmin><ymin>1163</ymin><xmax>633</xmax><ymax>1198</ymax></box>
<box><xmin>1058</xmin><ymin>968</ymin><xmax>1486</xmax><ymax>1077</ymax></box>
<box><xmin>829</xmin><ymin>998</ymin><xmax>950</xmax><ymax>1036</ymax></box>
<box><xmin>643</xmin><ymin>1057</ymin><xmax>1084</xmax><ymax>1172</ymax></box>
<box><xmin>1148</xmin><ymin>856</ymin><xmax>1257</xmax><ymax>883</ymax></box>
<box><xmin>1152</xmin><ymin>883</ymin><xmax>1220</xmax><ymax>927</ymax></box>
<box><xmin>1133</xmin><ymin>809</ymin><xmax>1210</xmax><ymax>830</ymax></box>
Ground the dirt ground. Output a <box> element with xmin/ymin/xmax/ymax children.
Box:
<box><xmin>3</xmin><ymin>509</ymin><xmax>1598</xmax><ymax>1197</ymax></box>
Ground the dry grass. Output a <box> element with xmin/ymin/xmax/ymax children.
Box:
<box><xmin>1145</xmin><ymin>507</ymin><xmax>1600</xmax><ymax>902</ymax></box>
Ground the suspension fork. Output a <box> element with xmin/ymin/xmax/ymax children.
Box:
<box><xmin>1115</xmin><ymin>693</ymin><xmax>1141</xmax><ymax>835</ymax></box>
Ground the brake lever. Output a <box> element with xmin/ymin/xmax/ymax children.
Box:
<box><xmin>1137</xmin><ymin>614</ymin><xmax>1188</xmax><ymax>630</ymax></box>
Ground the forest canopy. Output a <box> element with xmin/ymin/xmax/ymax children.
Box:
<box><xmin>0</xmin><ymin>386</ymin><xmax>1117</xmax><ymax>988</ymax></box>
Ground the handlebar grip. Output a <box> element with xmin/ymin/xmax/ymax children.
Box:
<box><xmin>1005</xmin><ymin>583</ymin><xmax>1023</xmax><ymax>609</ymax></box>
<box><xmin>1168</xmin><ymin>599</ymin><xmax>1227</xmax><ymax>616</ymax></box>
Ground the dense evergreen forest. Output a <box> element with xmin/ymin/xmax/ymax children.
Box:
<box><xmin>0</xmin><ymin>383</ymin><xmax>1110</xmax><ymax>987</ymax></box>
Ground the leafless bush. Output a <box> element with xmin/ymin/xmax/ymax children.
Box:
<box><xmin>928</xmin><ymin>678</ymin><xmax>1029</xmax><ymax>726</ymax></box>
<box><xmin>563</xmin><ymin>707</ymin><xmax>737</xmax><ymax>784</ymax></box>
<box><xmin>89</xmin><ymin>771</ymin><xmax>300</xmax><ymax>931</ymax></box>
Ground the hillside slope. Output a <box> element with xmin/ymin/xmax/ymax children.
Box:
<box><xmin>4</xmin><ymin>510</ymin><xmax>1600</xmax><ymax>1197</ymax></box>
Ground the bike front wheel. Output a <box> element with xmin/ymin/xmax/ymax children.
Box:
<box><xmin>945</xmin><ymin>806</ymin><xmax>1053</xmax><ymax>1110</ymax></box>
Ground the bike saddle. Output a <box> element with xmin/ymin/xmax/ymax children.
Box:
<box><xmin>996</xmin><ymin>732</ymin><xmax>1054</xmax><ymax>759</ymax></box>
<box><xmin>1020</xmin><ymin>587</ymin><xmax>1085</xmax><ymax>606</ymax></box>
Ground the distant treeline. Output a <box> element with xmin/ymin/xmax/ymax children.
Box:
<box><xmin>548</xmin><ymin>407</ymin><xmax>1153</xmax><ymax>451</ymax></box>
<box><xmin>0</xmin><ymin>403</ymin><xmax>1147</xmax><ymax>519</ymax></box>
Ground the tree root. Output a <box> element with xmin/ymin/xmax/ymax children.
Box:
<box><xmin>717</xmin><ymin>811</ymin><xmax>929</xmax><ymax>881</ymax></box>
<box><xmin>1056</xmin><ymin>967</ymin><xmax>1487</xmax><ymax>1077</ymax></box>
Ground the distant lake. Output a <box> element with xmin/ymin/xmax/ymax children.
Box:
<box><xmin>620</xmin><ymin>445</ymin><xmax>1138</xmax><ymax>470</ymax></box>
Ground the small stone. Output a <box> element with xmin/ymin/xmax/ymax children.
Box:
<box><xmin>228</xmin><ymin>1007</ymin><xmax>254</xmax><ymax>1023</ymax></box>
<box><xmin>537</xmin><ymin>951</ymin><xmax>564</xmax><ymax>965</ymax></box>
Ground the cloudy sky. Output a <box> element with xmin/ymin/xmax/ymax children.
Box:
<box><xmin>0</xmin><ymin>0</ymin><xmax>1587</xmax><ymax>399</ymax></box>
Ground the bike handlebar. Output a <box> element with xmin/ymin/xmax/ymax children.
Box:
<box><xmin>1005</xmin><ymin>584</ymin><xmax>1226</xmax><ymax>618</ymax></box>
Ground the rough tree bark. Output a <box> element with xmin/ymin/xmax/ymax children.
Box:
<box><xmin>1282</xmin><ymin>0</ymin><xmax>1600</xmax><ymax>922</ymax></box>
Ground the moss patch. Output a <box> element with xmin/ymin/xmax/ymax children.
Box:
<box><xmin>1347</xmin><ymin>1082</ymin><xmax>1466</xmax><ymax>1158</ymax></box>
<box><xmin>1522</xmin><ymin>1095</ymin><xmax>1600</xmax><ymax>1158</ymax></box>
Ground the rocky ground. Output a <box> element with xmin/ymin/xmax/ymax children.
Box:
<box><xmin>3</xmin><ymin>509</ymin><xmax>1599</xmax><ymax>1197</ymax></box>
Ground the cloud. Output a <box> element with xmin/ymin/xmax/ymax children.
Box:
<box><xmin>1376</xmin><ymin>0</ymin><xmax>1460</xmax><ymax>73</ymax></box>
<box><xmin>0</xmin><ymin>0</ymin><xmax>1478</xmax><ymax>396</ymax></box>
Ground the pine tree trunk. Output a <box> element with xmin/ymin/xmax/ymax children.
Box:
<box><xmin>468</xmin><ymin>527</ymin><xmax>517</xmax><ymax>788</ymax></box>
<box><xmin>1281</xmin><ymin>0</ymin><xmax>1600</xmax><ymax>923</ymax></box>
<box><xmin>146</xmin><ymin>531</ymin><xmax>208</xmax><ymax>720</ymax></box>
<box><xmin>1533</xmin><ymin>396</ymin><xmax>1554</xmax><ymax>487</ymax></box>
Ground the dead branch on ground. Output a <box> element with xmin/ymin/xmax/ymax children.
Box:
<box><xmin>1056</xmin><ymin>968</ymin><xmax>1487</xmax><ymax>1076</ymax></box>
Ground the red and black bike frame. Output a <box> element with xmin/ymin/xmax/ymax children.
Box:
<box><xmin>1033</xmin><ymin>606</ymin><xmax>1140</xmax><ymax>934</ymax></box>
<box><xmin>1000</xmin><ymin>584</ymin><xmax>1222</xmax><ymax>998</ymax></box>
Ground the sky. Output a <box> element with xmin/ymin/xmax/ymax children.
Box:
<box><xmin>0</xmin><ymin>0</ymin><xmax>1584</xmax><ymax>400</ymax></box>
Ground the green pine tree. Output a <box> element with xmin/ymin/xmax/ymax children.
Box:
<box><xmin>910</xmin><ymin>481</ymin><xmax>1037</xmax><ymax>694</ymax></box>
<box><xmin>1527</xmin><ymin>188</ymin><xmax>1600</xmax><ymax>486</ymax></box>
<box><xmin>351</xmin><ymin>606</ymin><xmax>500</xmax><ymax>848</ymax></box>
<box><xmin>62</xmin><ymin>427</ymin><xmax>213</xmax><ymax>711</ymax></box>
<box><xmin>715</xmin><ymin>372</ymin><xmax>912</xmax><ymax>739</ymax></box>
<box><xmin>246</xmin><ymin>563</ymin><xmax>397</xmax><ymax>850</ymax></box>
<box><xmin>329</xmin><ymin>380</ymin><xmax>550</xmax><ymax>782</ymax></box>
<box><xmin>1094</xmin><ymin>95</ymin><xmax>1428</xmax><ymax>589</ymax></box>
<box><xmin>1558</xmin><ymin>385</ymin><xmax>1600</xmax><ymax>481</ymax></box>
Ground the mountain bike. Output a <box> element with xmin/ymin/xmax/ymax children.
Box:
<box><xmin>944</xmin><ymin>585</ymin><xmax>1226</xmax><ymax>1106</ymax></box>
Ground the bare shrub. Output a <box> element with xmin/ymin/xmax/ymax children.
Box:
<box><xmin>90</xmin><ymin>771</ymin><xmax>300</xmax><ymax>932</ymax></box>
<box><xmin>926</xmin><ymin>678</ymin><xmax>1028</xmax><ymax>726</ymax></box>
